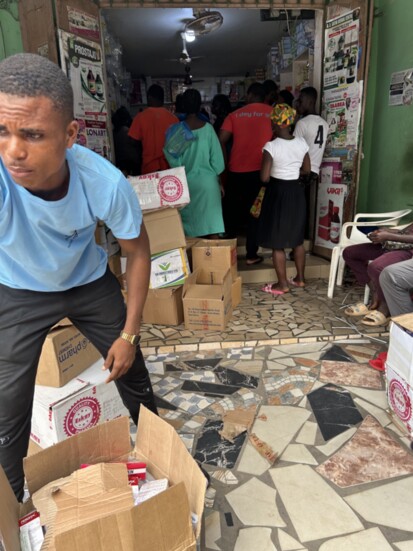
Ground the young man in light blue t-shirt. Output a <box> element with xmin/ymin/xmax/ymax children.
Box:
<box><xmin>0</xmin><ymin>53</ymin><xmax>157</xmax><ymax>501</ymax></box>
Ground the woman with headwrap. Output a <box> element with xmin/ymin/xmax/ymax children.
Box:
<box><xmin>258</xmin><ymin>104</ymin><xmax>311</xmax><ymax>295</ymax></box>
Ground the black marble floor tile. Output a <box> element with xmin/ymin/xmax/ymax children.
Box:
<box><xmin>214</xmin><ymin>367</ymin><xmax>259</xmax><ymax>389</ymax></box>
<box><xmin>183</xmin><ymin>358</ymin><xmax>222</xmax><ymax>370</ymax></box>
<box><xmin>307</xmin><ymin>383</ymin><xmax>363</xmax><ymax>441</ymax></box>
<box><xmin>194</xmin><ymin>420</ymin><xmax>247</xmax><ymax>468</ymax></box>
<box><xmin>165</xmin><ymin>363</ymin><xmax>182</xmax><ymax>372</ymax></box>
<box><xmin>155</xmin><ymin>395</ymin><xmax>178</xmax><ymax>410</ymax></box>
<box><xmin>181</xmin><ymin>381</ymin><xmax>239</xmax><ymax>395</ymax></box>
<box><xmin>320</xmin><ymin>345</ymin><xmax>355</xmax><ymax>363</ymax></box>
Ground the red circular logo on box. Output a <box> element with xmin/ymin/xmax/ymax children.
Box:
<box><xmin>158</xmin><ymin>175</ymin><xmax>183</xmax><ymax>203</ymax></box>
<box><xmin>389</xmin><ymin>378</ymin><xmax>411</xmax><ymax>422</ymax></box>
<box><xmin>64</xmin><ymin>397</ymin><xmax>101</xmax><ymax>436</ymax></box>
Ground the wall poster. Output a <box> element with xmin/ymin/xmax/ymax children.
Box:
<box><xmin>389</xmin><ymin>68</ymin><xmax>413</xmax><ymax>106</ymax></box>
<box><xmin>58</xmin><ymin>30</ymin><xmax>111</xmax><ymax>159</ymax></box>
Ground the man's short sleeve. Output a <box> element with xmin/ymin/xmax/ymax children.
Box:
<box><xmin>293</xmin><ymin>119</ymin><xmax>305</xmax><ymax>139</ymax></box>
<box><xmin>103</xmin><ymin>175</ymin><xmax>143</xmax><ymax>240</ymax></box>
<box><xmin>221</xmin><ymin>113</ymin><xmax>234</xmax><ymax>134</ymax></box>
<box><xmin>128</xmin><ymin>114</ymin><xmax>143</xmax><ymax>141</ymax></box>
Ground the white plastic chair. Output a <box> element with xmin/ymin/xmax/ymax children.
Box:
<box><xmin>327</xmin><ymin>209</ymin><xmax>412</xmax><ymax>299</ymax></box>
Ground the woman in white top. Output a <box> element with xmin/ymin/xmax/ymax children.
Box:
<box><xmin>258</xmin><ymin>104</ymin><xmax>311</xmax><ymax>295</ymax></box>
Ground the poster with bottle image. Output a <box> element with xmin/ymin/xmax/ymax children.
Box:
<box><xmin>58</xmin><ymin>30</ymin><xmax>106</xmax><ymax>121</ymax></box>
<box><xmin>315</xmin><ymin>183</ymin><xmax>347</xmax><ymax>249</ymax></box>
<box><xmin>323</xmin><ymin>81</ymin><xmax>362</xmax><ymax>149</ymax></box>
<box><xmin>324</xmin><ymin>8</ymin><xmax>360</xmax><ymax>91</ymax></box>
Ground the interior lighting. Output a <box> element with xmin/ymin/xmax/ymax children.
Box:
<box><xmin>184</xmin><ymin>30</ymin><xmax>196</xmax><ymax>43</ymax></box>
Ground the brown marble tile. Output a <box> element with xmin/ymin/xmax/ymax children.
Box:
<box><xmin>316</xmin><ymin>415</ymin><xmax>413</xmax><ymax>487</ymax></box>
<box><xmin>320</xmin><ymin>360</ymin><xmax>383</xmax><ymax>390</ymax></box>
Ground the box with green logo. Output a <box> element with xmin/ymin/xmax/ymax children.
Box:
<box><xmin>149</xmin><ymin>248</ymin><xmax>190</xmax><ymax>289</ymax></box>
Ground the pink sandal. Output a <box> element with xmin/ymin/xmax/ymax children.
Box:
<box><xmin>261</xmin><ymin>283</ymin><xmax>289</xmax><ymax>296</ymax></box>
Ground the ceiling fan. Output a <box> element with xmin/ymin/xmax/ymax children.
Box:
<box><xmin>184</xmin><ymin>9</ymin><xmax>224</xmax><ymax>37</ymax></box>
<box><xmin>168</xmin><ymin>33</ymin><xmax>203</xmax><ymax>66</ymax></box>
<box><xmin>179</xmin><ymin>65</ymin><xmax>204</xmax><ymax>86</ymax></box>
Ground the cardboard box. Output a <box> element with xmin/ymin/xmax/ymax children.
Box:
<box><xmin>36</xmin><ymin>321</ymin><xmax>101</xmax><ymax>388</ymax></box>
<box><xmin>185</xmin><ymin>237</ymin><xmax>201</xmax><ymax>271</ymax></box>
<box><xmin>129</xmin><ymin>167</ymin><xmax>190</xmax><ymax>211</ymax></box>
<box><xmin>143</xmin><ymin>286</ymin><xmax>184</xmax><ymax>326</ymax></box>
<box><xmin>31</xmin><ymin>361</ymin><xmax>129</xmax><ymax>449</ymax></box>
<box><xmin>0</xmin><ymin>408</ymin><xmax>206</xmax><ymax>551</ymax></box>
<box><xmin>95</xmin><ymin>222</ymin><xmax>120</xmax><ymax>257</ymax></box>
<box><xmin>385</xmin><ymin>315</ymin><xmax>413</xmax><ymax>436</ymax></box>
<box><xmin>232</xmin><ymin>276</ymin><xmax>242</xmax><ymax>308</ymax></box>
<box><xmin>183</xmin><ymin>269</ymin><xmax>233</xmax><ymax>331</ymax></box>
<box><xmin>108</xmin><ymin>252</ymin><xmax>122</xmax><ymax>277</ymax></box>
<box><xmin>192</xmin><ymin>239</ymin><xmax>238</xmax><ymax>281</ymax></box>
<box><xmin>143</xmin><ymin>207</ymin><xmax>186</xmax><ymax>255</ymax></box>
<box><xmin>150</xmin><ymin>248</ymin><xmax>190</xmax><ymax>289</ymax></box>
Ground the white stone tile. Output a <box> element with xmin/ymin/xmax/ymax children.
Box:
<box><xmin>298</xmin><ymin>396</ymin><xmax>308</xmax><ymax>408</ymax></box>
<box><xmin>275</xmin><ymin>357</ymin><xmax>297</xmax><ymax>367</ymax></box>
<box><xmin>275</xmin><ymin>343</ymin><xmax>326</xmax><ymax>354</ymax></box>
<box><xmin>250</xmin><ymin>405</ymin><xmax>311</xmax><ymax>460</ymax></box>
<box><xmin>278</xmin><ymin>528</ymin><xmax>303</xmax><ymax>551</ymax></box>
<box><xmin>394</xmin><ymin>541</ymin><xmax>413</xmax><ymax>551</ymax></box>
<box><xmin>318</xmin><ymin>528</ymin><xmax>393</xmax><ymax>551</ymax></box>
<box><xmin>345</xmin><ymin>476</ymin><xmax>413</xmax><ymax>533</ymax></box>
<box><xmin>269</xmin><ymin>349</ymin><xmax>288</xmax><ymax>359</ymax></box>
<box><xmin>226</xmin><ymin>477</ymin><xmax>286</xmax><ymax>527</ymax></box>
<box><xmin>267</xmin><ymin>360</ymin><xmax>290</xmax><ymax>371</ymax></box>
<box><xmin>354</xmin><ymin>398</ymin><xmax>391</xmax><ymax>426</ymax></box>
<box><xmin>343</xmin><ymin>386</ymin><xmax>388</xmax><ymax>409</ymax></box>
<box><xmin>281</xmin><ymin>444</ymin><xmax>318</xmax><ymax>465</ymax></box>
<box><xmin>146</xmin><ymin>361</ymin><xmax>165</xmax><ymax>375</ymax></box>
<box><xmin>316</xmin><ymin>428</ymin><xmax>357</xmax><ymax>456</ymax></box>
<box><xmin>234</xmin><ymin>527</ymin><xmax>276</xmax><ymax>551</ymax></box>
<box><xmin>236</xmin><ymin>441</ymin><xmax>271</xmax><ymax>475</ymax></box>
<box><xmin>310</xmin><ymin>380</ymin><xmax>325</xmax><ymax>391</ymax></box>
<box><xmin>270</xmin><ymin>465</ymin><xmax>363</xmax><ymax>542</ymax></box>
<box><xmin>296</xmin><ymin>421</ymin><xmax>318</xmax><ymax>445</ymax></box>
<box><xmin>205</xmin><ymin>510</ymin><xmax>221</xmax><ymax>551</ymax></box>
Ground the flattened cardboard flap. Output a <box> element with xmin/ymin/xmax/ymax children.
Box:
<box><xmin>49</xmin><ymin>318</ymin><xmax>73</xmax><ymax>333</ymax></box>
<box><xmin>392</xmin><ymin>313</ymin><xmax>413</xmax><ymax>332</ymax></box>
<box><xmin>24</xmin><ymin>416</ymin><xmax>131</xmax><ymax>495</ymax></box>
<box><xmin>135</xmin><ymin>407</ymin><xmax>206</xmax><ymax>539</ymax></box>
<box><xmin>0</xmin><ymin>465</ymin><xmax>20</xmax><ymax>551</ymax></box>
<box><xmin>54</xmin><ymin>483</ymin><xmax>195</xmax><ymax>551</ymax></box>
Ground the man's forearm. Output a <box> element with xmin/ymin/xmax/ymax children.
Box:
<box><xmin>124</xmin><ymin>251</ymin><xmax>150</xmax><ymax>334</ymax></box>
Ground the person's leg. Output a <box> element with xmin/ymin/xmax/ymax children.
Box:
<box><xmin>343</xmin><ymin>243</ymin><xmax>386</xmax><ymax>308</ymax></box>
<box><xmin>245</xmin><ymin>172</ymin><xmax>263</xmax><ymax>261</ymax></box>
<box><xmin>379</xmin><ymin>258</ymin><xmax>413</xmax><ymax>316</ymax></box>
<box><xmin>367</xmin><ymin>250</ymin><xmax>413</xmax><ymax>313</ymax></box>
<box><xmin>0</xmin><ymin>284</ymin><xmax>62</xmax><ymax>499</ymax></box>
<box><xmin>222</xmin><ymin>172</ymin><xmax>239</xmax><ymax>238</ymax></box>
<box><xmin>292</xmin><ymin>244</ymin><xmax>306</xmax><ymax>284</ymax></box>
<box><xmin>67</xmin><ymin>269</ymin><xmax>157</xmax><ymax>424</ymax></box>
<box><xmin>271</xmin><ymin>249</ymin><xmax>289</xmax><ymax>291</ymax></box>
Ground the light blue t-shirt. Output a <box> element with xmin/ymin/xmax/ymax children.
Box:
<box><xmin>0</xmin><ymin>144</ymin><xmax>142</xmax><ymax>291</ymax></box>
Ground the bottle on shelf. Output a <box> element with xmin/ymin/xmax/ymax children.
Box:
<box><xmin>95</xmin><ymin>74</ymin><xmax>104</xmax><ymax>98</ymax></box>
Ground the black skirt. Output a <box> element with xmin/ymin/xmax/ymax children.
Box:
<box><xmin>258</xmin><ymin>177</ymin><xmax>306</xmax><ymax>249</ymax></box>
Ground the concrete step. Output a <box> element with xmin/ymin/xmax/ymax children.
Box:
<box><xmin>236</xmin><ymin>239</ymin><xmax>312</xmax><ymax>256</ymax></box>
<box><xmin>238</xmin><ymin>253</ymin><xmax>330</xmax><ymax>284</ymax></box>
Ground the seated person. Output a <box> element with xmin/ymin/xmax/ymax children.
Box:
<box><xmin>380</xmin><ymin>258</ymin><xmax>413</xmax><ymax>316</ymax></box>
<box><xmin>343</xmin><ymin>223</ymin><xmax>413</xmax><ymax>326</ymax></box>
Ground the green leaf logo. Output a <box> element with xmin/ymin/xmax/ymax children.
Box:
<box><xmin>159</xmin><ymin>263</ymin><xmax>171</xmax><ymax>272</ymax></box>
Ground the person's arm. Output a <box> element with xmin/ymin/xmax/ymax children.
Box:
<box><xmin>219</xmin><ymin>129</ymin><xmax>232</xmax><ymax>167</ymax></box>
<box><xmin>369</xmin><ymin>229</ymin><xmax>413</xmax><ymax>244</ymax></box>
<box><xmin>210</xmin><ymin>128</ymin><xmax>225</xmax><ymax>175</ymax></box>
<box><xmin>260</xmin><ymin>150</ymin><xmax>273</xmax><ymax>183</ymax></box>
<box><xmin>103</xmin><ymin>224</ymin><xmax>150</xmax><ymax>383</ymax></box>
<box><xmin>300</xmin><ymin>153</ymin><xmax>311</xmax><ymax>176</ymax></box>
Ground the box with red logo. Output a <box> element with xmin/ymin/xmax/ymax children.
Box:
<box><xmin>385</xmin><ymin>314</ymin><xmax>413</xmax><ymax>437</ymax></box>
<box><xmin>128</xmin><ymin>167</ymin><xmax>190</xmax><ymax>211</ymax></box>
<box><xmin>30</xmin><ymin>360</ymin><xmax>129</xmax><ymax>449</ymax></box>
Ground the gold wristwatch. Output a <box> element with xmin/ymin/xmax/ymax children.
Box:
<box><xmin>120</xmin><ymin>331</ymin><xmax>141</xmax><ymax>346</ymax></box>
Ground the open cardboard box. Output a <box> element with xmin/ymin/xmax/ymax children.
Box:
<box><xmin>192</xmin><ymin>239</ymin><xmax>238</xmax><ymax>281</ymax></box>
<box><xmin>0</xmin><ymin>407</ymin><xmax>206</xmax><ymax>551</ymax></box>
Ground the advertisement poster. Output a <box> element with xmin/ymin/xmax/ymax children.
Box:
<box><xmin>389</xmin><ymin>68</ymin><xmax>413</xmax><ymax>106</ymax></box>
<box><xmin>67</xmin><ymin>7</ymin><xmax>100</xmax><ymax>42</ymax></box>
<box><xmin>324</xmin><ymin>8</ymin><xmax>360</xmax><ymax>90</ymax></box>
<box><xmin>323</xmin><ymin>81</ymin><xmax>362</xmax><ymax>149</ymax></box>
<box><xmin>315</xmin><ymin>183</ymin><xmax>347</xmax><ymax>250</ymax></box>
<box><xmin>58</xmin><ymin>30</ymin><xmax>110</xmax><ymax>158</ymax></box>
<box><xmin>320</xmin><ymin>157</ymin><xmax>342</xmax><ymax>185</ymax></box>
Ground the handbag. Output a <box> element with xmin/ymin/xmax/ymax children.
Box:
<box><xmin>163</xmin><ymin>121</ymin><xmax>196</xmax><ymax>159</ymax></box>
<box><xmin>250</xmin><ymin>186</ymin><xmax>266</xmax><ymax>218</ymax></box>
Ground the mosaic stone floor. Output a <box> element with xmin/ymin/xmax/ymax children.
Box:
<box><xmin>131</xmin><ymin>338</ymin><xmax>413</xmax><ymax>551</ymax></box>
<box><xmin>140</xmin><ymin>280</ymin><xmax>389</xmax><ymax>354</ymax></box>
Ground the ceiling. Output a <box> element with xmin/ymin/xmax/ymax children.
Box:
<box><xmin>102</xmin><ymin>8</ymin><xmax>296</xmax><ymax>79</ymax></box>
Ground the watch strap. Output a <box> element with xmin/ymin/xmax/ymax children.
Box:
<box><xmin>120</xmin><ymin>331</ymin><xmax>141</xmax><ymax>346</ymax></box>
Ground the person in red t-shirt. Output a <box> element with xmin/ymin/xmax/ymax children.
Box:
<box><xmin>219</xmin><ymin>83</ymin><xmax>272</xmax><ymax>264</ymax></box>
<box><xmin>128</xmin><ymin>84</ymin><xmax>178</xmax><ymax>175</ymax></box>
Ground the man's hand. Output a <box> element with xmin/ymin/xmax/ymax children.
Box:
<box><xmin>103</xmin><ymin>338</ymin><xmax>136</xmax><ymax>383</ymax></box>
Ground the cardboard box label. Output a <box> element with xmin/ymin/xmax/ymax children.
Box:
<box><xmin>150</xmin><ymin>248</ymin><xmax>190</xmax><ymax>289</ymax></box>
<box><xmin>386</xmin><ymin>363</ymin><xmax>413</xmax><ymax>436</ymax></box>
<box><xmin>129</xmin><ymin>167</ymin><xmax>190</xmax><ymax>211</ymax></box>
